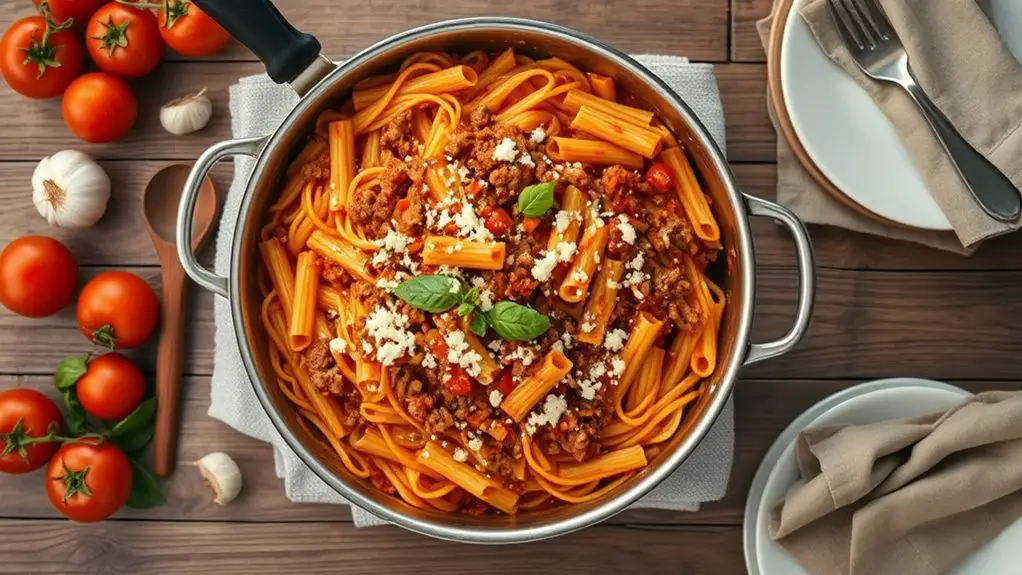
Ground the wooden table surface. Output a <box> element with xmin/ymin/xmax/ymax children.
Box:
<box><xmin>2</xmin><ymin>0</ymin><xmax>1021</xmax><ymax>573</ymax></box>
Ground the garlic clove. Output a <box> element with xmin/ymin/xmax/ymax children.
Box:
<box><xmin>161</xmin><ymin>88</ymin><xmax>213</xmax><ymax>136</ymax></box>
<box><xmin>196</xmin><ymin>452</ymin><xmax>243</xmax><ymax>505</ymax></box>
<box><xmin>32</xmin><ymin>150</ymin><xmax>111</xmax><ymax>228</ymax></box>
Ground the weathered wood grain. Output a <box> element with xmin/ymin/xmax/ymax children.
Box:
<box><xmin>0</xmin><ymin>521</ymin><xmax>743</xmax><ymax>575</ymax></box>
<box><xmin>0</xmin><ymin>63</ymin><xmax>773</xmax><ymax>163</ymax></box>
<box><xmin>0</xmin><ymin>0</ymin><xmax>730</xmax><ymax>64</ymax></box>
<box><xmin>732</xmin><ymin>0</ymin><xmax>772</xmax><ymax>62</ymax></box>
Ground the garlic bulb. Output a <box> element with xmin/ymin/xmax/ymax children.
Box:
<box><xmin>196</xmin><ymin>452</ymin><xmax>242</xmax><ymax>505</ymax></box>
<box><xmin>32</xmin><ymin>150</ymin><xmax>111</xmax><ymax>228</ymax></box>
<box><xmin>161</xmin><ymin>89</ymin><xmax>213</xmax><ymax>135</ymax></box>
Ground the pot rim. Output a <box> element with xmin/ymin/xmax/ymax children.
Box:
<box><xmin>229</xmin><ymin>16</ymin><xmax>755</xmax><ymax>543</ymax></box>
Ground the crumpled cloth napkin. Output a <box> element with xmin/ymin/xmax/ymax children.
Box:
<box><xmin>770</xmin><ymin>391</ymin><xmax>1022</xmax><ymax>575</ymax></box>
<box><xmin>759</xmin><ymin>0</ymin><xmax>1022</xmax><ymax>253</ymax></box>
<box><xmin>211</xmin><ymin>55</ymin><xmax>733</xmax><ymax>527</ymax></box>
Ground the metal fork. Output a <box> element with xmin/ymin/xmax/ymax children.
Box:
<box><xmin>828</xmin><ymin>0</ymin><xmax>1021</xmax><ymax>222</ymax></box>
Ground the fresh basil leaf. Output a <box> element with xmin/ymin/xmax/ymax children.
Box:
<box><xmin>469</xmin><ymin>312</ymin><xmax>488</xmax><ymax>337</ymax></box>
<box><xmin>457</xmin><ymin>301</ymin><xmax>475</xmax><ymax>317</ymax></box>
<box><xmin>392</xmin><ymin>275</ymin><xmax>463</xmax><ymax>313</ymax></box>
<box><xmin>108</xmin><ymin>398</ymin><xmax>156</xmax><ymax>438</ymax></box>
<box><xmin>517</xmin><ymin>181</ymin><xmax>555</xmax><ymax>217</ymax></box>
<box><xmin>125</xmin><ymin>458</ymin><xmax>164</xmax><ymax>509</ymax></box>
<box><xmin>111</xmin><ymin>425</ymin><xmax>154</xmax><ymax>456</ymax></box>
<box><xmin>462</xmin><ymin>286</ymin><xmax>480</xmax><ymax>305</ymax></box>
<box><xmin>61</xmin><ymin>389</ymin><xmax>90</xmax><ymax>437</ymax></box>
<box><xmin>484</xmin><ymin>302</ymin><xmax>551</xmax><ymax>341</ymax></box>
<box><xmin>54</xmin><ymin>355</ymin><xmax>88</xmax><ymax>391</ymax></box>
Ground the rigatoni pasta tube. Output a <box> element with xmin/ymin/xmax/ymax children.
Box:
<box><xmin>661</xmin><ymin>147</ymin><xmax>720</xmax><ymax>244</ymax></box>
<box><xmin>328</xmin><ymin>119</ymin><xmax>355</xmax><ymax>212</ymax></box>
<box><xmin>570</xmin><ymin>105</ymin><xmax>663</xmax><ymax>159</ymax></box>
<box><xmin>259</xmin><ymin>238</ymin><xmax>296</xmax><ymax>321</ymax></box>
<box><xmin>547</xmin><ymin>137</ymin><xmax>644</xmax><ymax>170</ymax></box>
<box><xmin>306</xmin><ymin>230</ymin><xmax>375</xmax><ymax>283</ymax></box>
<box><xmin>457</xmin><ymin>317</ymin><xmax>501</xmax><ymax>385</ymax></box>
<box><xmin>417</xmin><ymin>442</ymin><xmax>519</xmax><ymax>514</ymax></box>
<box><xmin>617</xmin><ymin>312</ymin><xmax>664</xmax><ymax>395</ymax></box>
<box><xmin>500</xmin><ymin>351</ymin><xmax>573</xmax><ymax>422</ymax></box>
<box><xmin>349</xmin><ymin>426</ymin><xmax>435</xmax><ymax>477</ymax></box>
<box><xmin>352</xmin><ymin>65</ymin><xmax>478</xmax><ymax>110</ymax></box>
<box><xmin>559</xmin><ymin>212</ymin><xmax>609</xmax><ymax>303</ymax></box>
<box><xmin>562</xmin><ymin>89</ymin><xmax>653</xmax><ymax>126</ymax></box>
<box><xmin>317</xmin><ymin>285</ymin><xmax>343</xmax><ymax>315</ymax></box>
<box><xmin>422</xmin><ymin>236</ymin><xmax>506</xmax><ymax>270</ymax></box>
<box><xmin>546</xmin><ymin>185</ymin><xmax>585</xmax><ymax>252</ymax></box>
<box><xmin>288</xmin><ymin>252</ymin><xmax>321</xmax><ymax>351</ymax></box>
<box><xmin>575</xmin><ymin>259</ymin><xmax>624</xmax><ymax>345</ymax></box>
<box><xmin>626</xmin><ymin>347</ymin><xmax>664</xmax><ymax>412</ymax></box>
<box><xmin>558</xmin><ymin>445</ymin><xmax>647</xmax><ymax>482</ymax></box>
<box><xmin>587</xmin><ymin>73</ymin><xmax>616</xmax><ymax>101</ymax></box>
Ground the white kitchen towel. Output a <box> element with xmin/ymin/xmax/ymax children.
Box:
<box><xmin>211</xmin><ymin>55</ymin><xmax>735</xmax><ymax>528</ymax></box>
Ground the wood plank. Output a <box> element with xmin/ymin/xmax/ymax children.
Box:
<box><xmin>0</xmin><ymin>63</ymin><xmax>773</xmax><ymax>163</ymax></box>
<box><xmin>0</xmin><ymin>0</ymin><xmax>729</xmax><ymax>65</ymax></box>
<box><xmin>1</xmin><ymin>375</ymin><xmax>1017</xmax><ymax>523</ymax></box>
<box><xmin>0</xmin><ymin>521</ymin><xmax>742</xmax><ymax>574</ymax></box>
<box><xmin>732</xmin><ymin>0</ymin><xmax>772</xmax><ymax>62</ymax></box>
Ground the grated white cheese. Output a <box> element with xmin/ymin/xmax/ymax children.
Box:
<box><xmin>531</xmin><ymin>250</ymin><xmax>559</xmax><ymax>282</ymax></box>
<box><xmin>364</xmin><ymin>304</ymin><xmax>417</xmax><ymax>366</ymax></box>
<box><xmin>603</xmin><ymin>329</ymin><xmax>628</xmax><ymax>352</ymax></box>
<box><xmin>570</xmin><ymin>269</ymin><xmax>588</xmax><ymax>283</ymax></box>
<box><xmin>580</xmin><ymin>321</ymin><xmax>595</xmax><ymax>333</ymax></box>
<box><xmin>616</xmin><ymin>215</ymin><xmax>636</xmax><ymax>245</ymax></box>
<box><xmin>329</xmin><ymin>338</ymin><xmax>348</xmax><ymax>355</ymax></box>
<box><xmin>530</xmin><ymin>127</ymin><xmax>547</xmax><ymax>144</ymax></box>
<box><xmin>444</xmin><ymin>330</ymin><xmax>483</xmax><ymax>378</ymax></box>
<box><xmin>554</xmin><ymin>210</ymin><xmax>572</xmax><ymax>233</ymax></box>
<box><xmin>561</xmin><ymin>332</ymin><xmax>573</xmax><ymax>349</ymax></box>
<box><xmin>492</xmin><ymin>138</ymin><xmax>518</xmax><ymax>162</ymax></box>
<box><xmin>375</xmin><ymin>278</ymin><xmax>400</xmax><ymax>291</ymax></box>
<box><xmin>578</xmin><ymin>378</ymin><xmax>602</xmax><ymax>401</ymax></box>
<box><xmin>518</xmin><ymin>152</ymin><xmax>535</xmax><ymax>168</ymax></box>
<box><xmin>421</xmin><ymin>450</ymin><xmax>431</xmax><ymax>460</ymax></box>
<box><xmin>467</xmin><ymin>436</ymin><xmax>483</xmax><ymax>451</ymax></box>
<box><xmin>555</xmin><ymin>241</ymin><xmax>577</xmax><ymax>263</ymax></box>
<box><xmin>453</xmin><ymin>448</ymin><xmax>469</xmax><ymax>462</ymax></box>
<box><xmin>551</xmin><ymin>340</ymin><xmax>564</xmax><ymax>353</ymax></box>
<box><xmin>487</xmin><ymin>339</ymin><xmax>502</xmax><ymax>352</ymax></box>
<box><xmin>478</xmin><ymin>289</ymin><xmax>494</xmax><ymax>312</ymax></box>
<box><xmin>610</xmin><ymin>358</ymin><xmax>626</xmax><ymax>377</ymax></box>
<box><xmin>525</xmin><ymin>395</ymin><xmax>568</xmax><ymax>435</ymax></box>
<box><xmin>421</xmin><ymin>353</ymin><xmax>437</xmax><ymax>369</ymax></box>
<box><xmin>506</xmin><ymin>346</ymin><xmax>536</xmax><ymax>367</ymax></box>
<box><xmin>489</xmin><ymin>389</ymin><xmax>504</xmax><ymax>408</ymax></box>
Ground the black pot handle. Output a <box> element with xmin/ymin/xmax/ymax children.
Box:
<box><xmin>192</xmin><ymin>0</ymin><xmax>322</xmax><ymax>85</ymax></box>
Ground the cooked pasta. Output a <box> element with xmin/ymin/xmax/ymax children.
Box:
<box><xmin>256</xmin><ymin>48</ymin><xmax>725</xmax><ymax>516</ymax></box>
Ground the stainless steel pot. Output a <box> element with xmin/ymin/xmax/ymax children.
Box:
<box><xmin>178</xmin><ymin>0</ymin><xmax>816</xmax><ymax>543</ymax></box>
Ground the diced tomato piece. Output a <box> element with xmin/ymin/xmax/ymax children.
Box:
<box><xmin>430</xmin><ymin>338</ymin><xmax>450</xmax><ymax>359</ymax></box>
<box><xmin>407</xmin><ymin>238</ymin><xmax>424</xmax><ymax>254</ymax></box>
<box><xmin>466</xmin><ymin>181</ymin><xmax>485</xmax><ymax>197</ymax></box>
<box><xmin>396</xmin><ymin>198</ymin><xmax>411</xmax><ymax>212</ymax></box>
<box><xmin>496</xmin><ymin>369</ymin><xmax>517</xmax><ymax>395</ymax></box>
<box><xmin>521</xmin><ymin>217</ymin><xmax>541</xmax><ymax>234</ymax></box>
<box><xmin>445</xmin><ymin>366</ymin><xmax>473</xmax><ymax>396</ymax></box>
<box><xmin>443</xmin><ymin>222</ymin><xmax>460</xmax><ymax>235</ymax></box>
<box><xmin>485</xmin><ymin>208</ymin><xmax>513</xmax><ymax>236</ymax></box>
<box><xmin>645</xmin><ymin>162</ymin><xmax>673</xmax><ymax>194</ymax></box>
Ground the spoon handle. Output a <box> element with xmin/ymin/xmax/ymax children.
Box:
<box><xmin>153</xmin><ymin>265</ymin><xmax>187</xmax><ymax>477</ymax></box>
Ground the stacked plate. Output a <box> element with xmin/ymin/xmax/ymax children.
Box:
<box><xmin>743</xmin><ymin>377</ymin><xmax>1022</xmax><ymax>574</ymax></box>
<box><xmin>769</xmin><ymin>0</ymin><xmax>1022</xmax><ymax>231</ymax></box>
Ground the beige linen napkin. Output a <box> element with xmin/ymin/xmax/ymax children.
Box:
<box><xmin>769</xmin><ymin>391</ymin><xmax>1022</xmax><ymax>575</ymax></box>
<box><xmin>758</xmin><ymin>0</ymin><xmax>1022</xmax><ymax>253</ymax></box>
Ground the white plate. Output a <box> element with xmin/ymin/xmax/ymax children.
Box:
<box><xmin>780</xmin><ymin>0</ymin><xmax>1022</xmax><ymax>231</ymax></box>
<box><xmin>744</xmin><ymin>378</ymin><xmax>1022</xmax><ymax>575</ymax></box>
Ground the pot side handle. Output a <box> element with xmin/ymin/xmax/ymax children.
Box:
<box><xmin>742</xmin><ymin>194</ymin><xmax>816</xmax><ymax>365</ymax></box>
<box><xmin>177</xmin><ymin>136</ymin><xmax>266</xmax><ymax>299</ymax></box>
<box><xmin>192</xmin><ymin>0</ymin><xmax>333</xmax><ymax>94</ymax></box>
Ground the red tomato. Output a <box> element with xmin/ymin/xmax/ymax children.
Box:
<box><xmin>158</xmin><ymin>0</ymin><xmax>231</xmax><ymax>57</ymax></box>
<box><xmin>62</xmin><ymin>72</ymin><xmax>137</xmax><ymax>143</ymax></box>
<box><xmin>484</xmin><ymin>208</ymin><xmax>513</xmax><ymax>236</ymax></box>
<box><xmin>496</xmin><ymin>370</ymin><xmax>517</xmax><ymax>396</ymax></box>
<box><xmin>0</xmin><ymin>16</ymin><xmax>84</xmax><ymax>99</ymax></box>
<box><xmin>430</xmin><ymin>337</ymin><xmax>450</xmax><ymax>360</ymax></box>
<box><xmin>644</xmin><ymin>162</ymin><xmax>673</xmax><ymax>194</ymax></box>
<box><xmin>444</xmin><ymin>366</ymin><xmax>473</xmax><ymax>396</ymax></box>
<box><xmin>76</xmin><ymin>271</ymin><xmax>160</xmax><ymax>349</ymax></box>
<box><xmin>33</xmin><ymin>0</ymin><xmax>105</xmax><ymax>26</ymax></box>
<box><xmin>0</xmin><ymin>388</ymin><xmax>64</xmax><ymax>474</ymax></box>
<box><xmin>46</xmin><ymin>439</ymin><xmax>132</xmax><ymax>522</ymax></box>
<box><xmin>77</xmin><ymin>353</ymin><xmax>146</xmax><ymax>421</ymax></box>
<box><xmin>0</xmin><ymin>236</ymin><xmax>77</xmax><ymax>318</ymax></box>
<box><xmin>86</xmin><ymin>3</ymin><xmax>163</xmax><ymax>78</ymax></box>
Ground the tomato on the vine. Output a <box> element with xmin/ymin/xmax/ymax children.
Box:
<box><xmin>76</xmin><ymin>270</ymin><xmax>160</xmax><ymax>349</ymax></box>
<box><xmin>77</xmin><ymin>353</ymin><xmax>146</xmax><ymax>421</ymax></box>
<box><xmin>62</xmin><ymin>72</ymin><xmax>137</xmax><ymax>143</ymax></box>
<box><xmin>0</xmin><ymin>236</ymin><xmax>77</xmax><ymax>318</ymax></box>
<box><xmin>46</xmin><ymin>439</ymin><xmax>132</xmax><ymax>522</ymax></box>
<box><xmin>33</xmin><ymin>0</ymin><xmax>105</xmax><ymax>27</ymax></box>
<box><xmin>86</xmin><ymin>3</ymin><xmax>163</xmax><ymax>78</ymax></box>
<box><xmin>0</xmin><ymin>15</ymin><xmax>84</xmax><ymax>99</ymax></box>
<box><xmin>0</xmin><ymin>388</ymin><xmax>64</xmax><ymax>474</ymax></box>
<box><xmin>159</xmin><ymin>0</ymin><xmax>231</xmax><ymax>57</ymax></box>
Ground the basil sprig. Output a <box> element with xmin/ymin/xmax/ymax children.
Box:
<box><xmin>517</xmin><ymin>182</ymin><xmax>555</xmax><ymax>217</ymax></box>
<box><xmin>392</xmin><ymin>275</ymin><xmax>463</xmax><ymax>313</ymax></box>
<box><xmin>484</xmin><ymin>302</ymin><xmax>551</xmax><ymax>341</ymax></box>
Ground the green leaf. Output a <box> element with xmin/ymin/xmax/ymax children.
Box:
<box><xmin>61</xmin><ymin>389</ymin><xmax>90</xmax><ymax>437</ymax></box>
<box><xmin>54</xmin><ymin>355</ymin><xmax>88</xmax><ymax>390</ymax></box>
<box><xmin>125</xmin><ymin>458</ymin><xmax>164</xmax><ymax>509</ymax></box>
<box><xmin>469</xmin><ymin>312</ymin><xmax>488</xmax><ymax>337</ymax></box>
<box><xmin>456</xmin><ymin>301</ymin><xmax>475</xmax><ymax>317</ymax></box>
<box><xmin>111</xmin><ymin>425</ymin><xmax>154</xmax><ymax>456</ymax></box>
<box><xmin>484</xmin><ymin>302</ymin><xmax>551</xmax><ymax>341</ymax></box>
<box><xmin>462</xmin><ymin>286</ymin><xmax>480</xmax><ymax>305</ymax></box>
<box><xmin>108</xmin><ymin>398</ymin><xmax>156</xmax><ymax>438</ymax></box>
<box><xmin>392</xmin><ymin>275</ymin><xmax>463</xmax><ymax>313</ymax></box>
<box><xmin>517</xmin><ymin>181</ymin><xmax>555</xmax><ymax>217</ymax></box>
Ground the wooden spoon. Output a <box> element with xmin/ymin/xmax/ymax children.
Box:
<box><xmin>142</xmin><ymin>164</ymin><xmax>218</xmax><ymax>478</ymax></box>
